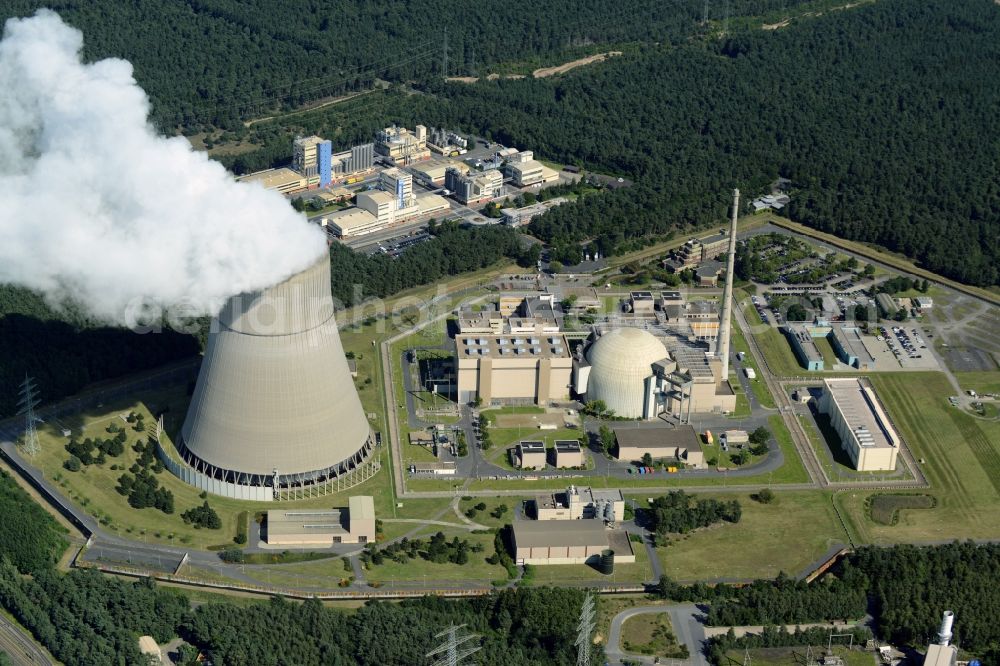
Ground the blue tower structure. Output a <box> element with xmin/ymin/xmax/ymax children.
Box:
<box><xmin>318</xmin><ymin>140</ymin><xmax>333</xmax><ymax>187</ymax></box>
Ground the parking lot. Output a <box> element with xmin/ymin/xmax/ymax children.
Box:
<box><xmin>870</xmin><ymin>324</ymin><xmax>940</xmax><ymax>370</ymax></box>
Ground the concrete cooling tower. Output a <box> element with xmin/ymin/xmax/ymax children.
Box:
<box><xmin>164</xmin><ymin>256</ymin><xmax>375</xmax><ymax>500</ymax></box>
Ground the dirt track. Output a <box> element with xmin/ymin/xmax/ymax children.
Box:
<box><xmin>533</xmin><ymin>51</ymin><xmax>622</xmax><ymax>78</ymax></box>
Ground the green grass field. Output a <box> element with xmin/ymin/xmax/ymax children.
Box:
<box><xmin>621</xmin><ymin>612</ymin><xmax>689</xmax><ymax>659</ymax></box>
<box><xmin>836</xmin><ymin>373</ymin><xmax>1000</xmax><ymax>544</ymax></box>
<box><xmin>659</xmin><ymin>491</ymin><xmax>848</xmax><ymax>582</ymax></box>
<box><xmin>730</xmin><ymin>325</ymin><xmax>777</xmax><ymax>408</ymax></box>
<box><xmin>954</xmin><ymin>371</ymin><xmax>1000</xmax><ymax>395</ymax></box>
<box><xmin>722</xmin><ymin>646</ymin><xmax>874</xmax><ymax>666</ymax></box>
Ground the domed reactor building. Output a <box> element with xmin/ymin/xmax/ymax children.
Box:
<box><xmin>573</xmin><ymin>326</ymin><xmax>736</xmax><ymax>421</ymax></box>
<box><xmin>162</xmin><ymin>257</ymin><xmax>376</xmax><ymax>500</ymax></box>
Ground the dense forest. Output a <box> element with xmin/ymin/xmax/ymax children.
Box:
<box><xmin>644</xmin><ymin>490</ymin><xmax>742</xmax><ymax>536</ymax></box>
<box><xmin>422</xmin><ymin>0</ymin><xmax>1000</xmax><ymax>286</ymax></box>
<box><xmin>0</xmin><ymin>286</ymin><xmax>199</xmax><ymax>418</ymax></box>
<box><xmin>4</xmin><ymin>0</ymin><xmax>820</xmax><ymax>129</ymax></box>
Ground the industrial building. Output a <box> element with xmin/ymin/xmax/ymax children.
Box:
<box><xmin>784</xmin><ymin>322</ymin><xmax>876</xmax><ymax>371</ymax></box>
<box><xmin>516</xmin><ymin>441</ymin><xmax>547</xmax><ymax>470</ymax></box>
<box><xmin>915</xmin><ymin>296</ymin><xmax>933</xmax><ymax>309</ymax></box>
<box><xmin>330</xmin><ymin>142</ymin><xmax>374</xmax><ymax>181</ymax></box>
<box><xmin>322</xmin><ymin>170</ymin><xmax>447</xmax><ymax>238</ymax></box>
<box><xmin>502</xmin><ymin>151</ymin><xmax>560</xmax><ymax>187</ymax></box>
<box><xmin>411</xmin><ymin>157</ymin><xmax>468</xmax><ymax>186</ymax></box>
<box><xmin>829</xmin><ymin>325</ymin><xmax>876</xmax><ymax>370</ymax></box>
<box><xmin>628</xmin><ymin>291</ymin><xmax>656</xmax><ymax>316</ymax></box>
<box><xmin>266</xmin><ymin>496</ymin><xmax>376</xmax><ymax>546</ymax></box>
<box><xmin>613</xmin><ymin>425</ymin><xmax>704</xmax><ymax>468</ymax></box>
<box><xmin>553</xmin><ymin>440</ymin><xmax>585</xmax><ymax>468</ymax></box>
<box><xmin>722</xmin><ymin>430</ymin><xmax>748</xmax><ymax>446</ymax></box>
<box><xmin>456</xmin><ymin>333</ymin><xmax>573</xmax><ymax>406</ymax></box>
<box><xmin>664</xmin><ymin>232</ymin><xmax>729</xmax><ymax>271</ymax></box>
<box><xmin>445</xmin><ymin>167</ymin><xmax>504</xmax><ymax>205</ymax></box>
<box><xmin>500</xmin><ymin>197</ymin><xmax>567</xmax><ymax>227</ymax></box>
<box><xmin>923</xmin><ymin>612</ymin><xmax>958</xmax><ymax>666</ymax></box>
<box><xmin>427</xmin><ymin>127</ymin><xmax>468</xmax><ymax>155</ymax></box>
<box><xmin>512</xmin><ymin>520</ymin><xmax>635</xmax><ymax>566</ymax></box>
<box><xmin>165</xmin><ymin>257</ymin><xmax>376</xmax><ymax>500</ymax></box>
<box><xmin>293</xmin><ymin>135</ymin><xmax>333</xmax><ymax>188</ymax></box>
<box><xmin>785</xmin><ymin>324</ymin><xmax>826</xmax><ymax>371</ymax></box>
<box><xmin>237</xmin><ymin>167</ymin><xmax>307</xmax><ymax>195</ymax></box>
<box><xmin>696</xmin><ymin>261</ymin><xmax>724</xmax><ymax>287</ymax></box>
<box><xmin>533</xmin><ymin>485</ymin><xmax>625</xmax><ymax>522</ymax></box>
<box><xmin>409</xmin><ymin>461</ymin><xmax>457</xmax><ymax>476</ymax></box>
<box><xmin>375</xmin><ymin>125</ymin><xmax>431</xmax><ymax>165</ymax></box>
<box><xmin>818</xmin><ymin>378</ymin><xmax>900</xmax><ymax>471</ymax></box>
<box><xmin>574</xmin><ymin>327</ymin><xmax>734</xmax><ymax>420</ymax></box>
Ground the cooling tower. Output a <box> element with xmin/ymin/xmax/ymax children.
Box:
<box><xmin>168</xmin><ymin>256</ymin><xmax>374</xmax><ymax>500</ymax></box>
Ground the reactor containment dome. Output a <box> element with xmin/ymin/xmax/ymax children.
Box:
<box><xmin>584</xmin><ymin>328</ymin><xmax>668</xmax><ymax>419</ymax></box>
<box><xmin>166</xmin><ymin>256</ymin><xmax>375</xmax><ymax>500</ymax></box>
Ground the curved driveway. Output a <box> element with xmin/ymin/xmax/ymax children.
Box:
<box><xmin>606</xmin><ymin>603</ymin><xmax>708</xmax><ymax>666</ymax></box>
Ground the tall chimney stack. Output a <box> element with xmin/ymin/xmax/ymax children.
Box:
<box><xmin>718</xmin><ymin>188</ymin><xmax>740</xmax><ymax>380</ymax></box>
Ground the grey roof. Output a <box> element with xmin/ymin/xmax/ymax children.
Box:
<box><xmin>555</xmin><ymin>440</ymin><xmax>581</xmax><ymax>452</ymax></box>
<box><xmin>518</xmin><ymin>441</ymin><xmax>546</xmax><ymax>453</ymax></box>
<box><xmin>614</xmin><ymin>425</ymin><xmax>700</xmax><ymax>451</ymax></box>
<box><xmin>181</xmin><ymin>257</ymin><xmax>372</xmax><ymax>476</ymax></box>
<box><xmin>513</xmin><ymin>520</ymin><xmax>610</xmax><ymax>548</ymax></box>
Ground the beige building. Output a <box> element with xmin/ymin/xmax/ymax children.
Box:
<box><xmin>293</xmin><ymin>135</ymin><xmax>325</xmax><ymax>181</ymax></box>
<box><xmin>237</xmin><ymin>167</ymin><xmax>307</xmax><ymax>194</ymax></box>
<box><xmin>322</xmin><ymin>208</ymin><xmax>383</xmax><ymax>238</ymax></box>
<box><xmin>266</xmin><ymin>496</ymin><xmax>376</xmax><ymax>546</ymax></box>
<box><xmin>665</xmin><ymin>232</ymin><xmax>730</xmax><ymax>271</ymax></box>
<box><xmin>504</xmin><ymin>151</ymin><xmax>560</xmax><ymax>187</ymax></box>
<box><xmin>818</xmin><ymin>378</ymin><xmax>899</xmax><ymax>471</ymax></box>
<box><xmin>629</xmin><ymin>291</ymin><xmax>656</xmax><ymax>316</ymax></box>
<box><xmin>410</xmin><ymin>461</ymin><xmax>457</xmax><ymax>476</ymax></box>
<box><xmin>534</xmin><ymin>485</ymin><xmax>625</xmax><ymax>522</ymax></box>
<box><xmin>375</xmin><ymin>125</ymin><xmax>430</xmax><ymax>165</ymax></box>
<box><xmin>722</xmin><ymin>430</ymin><xmax>749</xmax><ymax>446</ymax></box>
<box><xmin>516</xmin><ymin>441</ymin><xmax>547</xmax><ymax>470</ymax></box>
<box><xmin>554</xmin><ymin>440</ymin><xmax>585</xmax><ymax>468</ymax></box>
<box><xmin>456</xmin><ymin>334</ymin><xmax>572</xmax><ymax>406</ymax></box>
<box><xmin>411</xmin><ymin>158</ymin><xmax>468</xmax><ymax>186</ymax></box>
<box><xmin>512</xmin><ymin>520</ymin><xmax>635</xmax><ymax>565</ymax></box>
<box><xmin>446</xmin><ymin>167</ymin><xmax>504</xmax><ymax>205</ymax></box>
<box><xmin>614</xmin><ymin>425</ymin><xmax>705</xmax><ymax>468</ymax></box>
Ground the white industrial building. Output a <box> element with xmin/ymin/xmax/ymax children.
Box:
<box><xmin>818</xmin><ymin>378</ymin><xmax>900</xmax><ymax>471</ymax></box>
<box><xmin>533</xmin><ymin>485</ymin><xmax>625</xmax><ymax>522</ymax></box>
<box><xmin>574</xmin><ymin>328</ymin><xmax>735</xmax><ymax>420</ymax></box>
<box><xmin>503</xmin><ymin>151</ymin><xmax>560</xmax><ymax>187</ymax></box>
<box><xmin>266</xmin><ymin>495</ymin><xmax>376</xmax><ymax>546</ymax></box>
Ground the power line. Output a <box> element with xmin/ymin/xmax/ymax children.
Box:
<box><xmin>16</xmin><ymin>375</ymin><xmax>41</xmax><ymax>457</ymax></box>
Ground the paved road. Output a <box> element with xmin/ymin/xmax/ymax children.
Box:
<box><xmin>0</xmin><ymin>613</ymin><xmax>55</xmax><ymax>666</ymax></box>
<box><xmin>606</xmin><ymin>603</ymin><xmax>708</xmax><ymax>666</ymax></box>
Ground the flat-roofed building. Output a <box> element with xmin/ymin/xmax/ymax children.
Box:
<box><xmin>915</xmin><ymin>296</ymin><xmax>933</xmax><ymax>309</ymax></box>
<box><xmin>923</xmin><ymin>644</ymin><xmax>957</xmax><ymax>666</ymax></box>
<box><xmin>504</xmin><ymin>151</ymin><xmax>560</xmax><ymax>187</ymax></box>
<box><xmin>411</xmin><ymin>157</ymin><xmax>468</xmax><ymax>186</ymax></box>
<box><xmin>785</xmin><ymin>324</ymin><xmax>825</xmax><ymax>371</ymax></box>
<box><xmin>722</xmin><ymin>429</ymin><xmax>748</xmax><ymax>446</ymax></box>
<box><xmin>664</xmin><ymin>232</ymin><xmax>730</xmax><ymax>271</ymax></box>
<box><xmin>829</xmin><ymin>325</ymin><xmax>875</xmax><ymax>370</ymax></box>
<box><xmin>818</xmin><ymin>378</ymin><xmax>899</xmax><ymax>471</ymax></box>
<box><xmin>554</xmin><ymin>440</ymin><xmax>585</xmax><ymax>468</ymax></box>
<box><xmin>512</xmin><ymin>520</ymin><xmax>635</xmax><ymax>565</ymax></box>
<box><xmin>500</xmin><ymin>197</ymin><xmax>567</xmax><ymax>227</ymax></box>
<box><xmin>378</xmin><ymin>168</ymin><xmax>414</xmax><ymax>208</ymax></box>
<box><xmin>322</xmin><ymin>207</ymin><xmax>382</xmax><ymax>238</ymax></box>
<box><xmin>375</xmin><ymin>125</ymin><xmax>431</xmax><ymax>165</ymax></box>
<box><xmin>516</xmin><ymin>440</ymin><xmax>547</xmax><ymax>470</ymax></box>
<box><xmin>266</xmin><ymin>496</ymin><xmax>375</xmax><ymax>546</ymax></box>
<box><xmin>661</xmin><ymin>291</ymin><xmax>685</xmax><ymax>317</ymax></box>
<box><xmin>456</xmin><ymin>334</ymin><xmax>573</xmax><ymax>406</ymax></box>
<box><xmin>554</xmin><ymin>286</ymin><xmax>601</xmax><ymax>311</ymax></box>
<box><xmin>629</xmin><ymin>291</ymin><xmax>656</xmax><ymax>316</ymax></box>
<box><xmin>445</xmin><ymin>167</ymin><xmax>504</xmax><ymax>205</ymax></box>
<box><xmin>534</xmin><ymin>485</ymin><xmax>624</xmax><ymax>521</ymax></box>
<box><xmin>410</xmin><ymin>461</ymin><xmax>457</xmax><ymax>476</ymax></box>
<box><xmin>684</xmin><ymin>300</ymin><xmax>721</xmax><ymax>342</ymax></box>
<box><xmin>237</xmin><ymin>167</ymin><xmax>307</xmax><ymax>194</ymax></box>
<box><xmin>613</xmin><ymin>425</ymin><xmax>704</xmax><ymax>468</ymax></box>
<box><xmin>697</xmin><ymin>261</ymin><xmax>724</xmax><ymax>287</ymax></box>
<box><xmin>457</xmin><ymin>309</ymin><xmax>505</xmax><ymax>334</ymax></box>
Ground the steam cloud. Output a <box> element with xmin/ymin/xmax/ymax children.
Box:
<box><xmin>0</xmin><ymin>10</ymin><xmax>327</xmax><ymax>325</ymax></box>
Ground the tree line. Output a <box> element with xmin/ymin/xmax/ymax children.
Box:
<box><xmin>644</xmin><ymin>490</ymin><xmax>742</xmax><ymax>536</ymax></box>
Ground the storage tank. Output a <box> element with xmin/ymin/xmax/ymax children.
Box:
<box><xmin>597</xmin><ymin>549</ymin><xmax>615</xmax><ymax>575</ymax></box>
<box><xmin>171</xmin><ymin>256</ymin><xmax>374</xmax><ymax>500</ymax></box>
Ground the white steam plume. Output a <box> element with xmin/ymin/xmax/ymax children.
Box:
<box><xmin>0</xmin><ymin>10</ymin><xmax>327</xmax><ymax>324</ymax></box>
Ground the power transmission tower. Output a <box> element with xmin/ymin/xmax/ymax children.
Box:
<box><xmin>743</xmin><ymin>646</ymin><xmax>752</xmax><ymax>666</ymax></box>
<box><xmin>427</xmin><ymin>624</ymin><xmax>481</xmax><ymax>666</ymax></box>
<box><xmin>16</xmin><ymin>375</ymin><xmax>41</xmax><ymax>456</ymax></box>
<box><xmin>575</xmin><ymin>593</ymin><xmax>596</xmax><ymax>666</ymax></box>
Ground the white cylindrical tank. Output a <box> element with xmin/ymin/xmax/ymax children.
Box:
<box><xmin>585</xmin><ymin>328</ymin><xmax>668</xmax><ymax>418</ymax></box>
<box><xmin>938</xmin><ymin>610</ymin><xmax>954</xmax><ymax>645</ymax></box>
